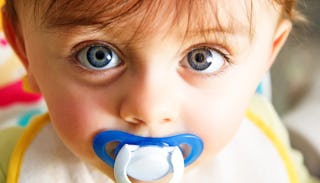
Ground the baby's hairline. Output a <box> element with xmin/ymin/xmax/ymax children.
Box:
<box><xmin>5</xmin><ymin>0</ymin><xmax>297</xmax><ymax>48</ymax></box>
<box><xmin>7</xmin><ymin>0</ymin><xmax>261</xmax><ymax>42</ymax></box>
<box><xmin>6</xmin><ymin>0</ymin><xmax>298</xmax><ymax>23</ymax></box>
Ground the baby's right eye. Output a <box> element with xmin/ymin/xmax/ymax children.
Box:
<box><xmin>76</xmin><ymin>45</ymin><xmax>121</xmax><ymax>70</ymax></box>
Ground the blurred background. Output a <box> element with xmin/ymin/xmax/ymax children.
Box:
<box><xmin>271</xmin><ymin>0</ymin><xmax>320</xmax><ymax>177</ymax></box>
<box><xmin>272</xmin><ymin>0</ymin><xmax>320</xmax><ymax>114</ymax></box>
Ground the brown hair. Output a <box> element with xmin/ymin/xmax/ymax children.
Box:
<box><xmin>3</xmin><ymin>0</ymin><xmax>303</xmax><ymax>45</ymax></box>
<box><xmin>4</xmin><ymin>0</ymin><xmax>302</xmax><ymax>24</ymax></box>
<box><xmin>274</xmin><ymin>0</ymin><xmax>305</xmax><ymax>22</ymax></box>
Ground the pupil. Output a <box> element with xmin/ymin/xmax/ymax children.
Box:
<box><xmin>195</xmin><ymin>53</ymin><xmax>205</xmax><ymax>63</ymax></box>
<box><xmin>95</xmin><ymin>50</ymin><xmax>106</xmax><ymax>60</ymax></box>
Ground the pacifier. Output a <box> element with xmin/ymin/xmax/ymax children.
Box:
<box><xmin>93</xmin><ymin>131</ymin><xmax>203</xmax><ymax>183</ymax></box>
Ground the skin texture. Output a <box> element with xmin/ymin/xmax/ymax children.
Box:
<box><xmin>3</xmin><ymin>0</ymin><xmax>292</xmax><ymax>182</ymax></box>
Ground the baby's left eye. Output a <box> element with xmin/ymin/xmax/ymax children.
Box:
<box><xmin>183</xmin><ymin>47</ymin><xmax>228</xmax><ymax>74</ymax></box>
<box><xmin>76</xmin><ymin>45</ymin><xmax>121</xmax><ymax>70</ymax></box>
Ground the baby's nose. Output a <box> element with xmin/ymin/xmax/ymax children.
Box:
<box><xmin>119</xmin><ymin>73</ymin><xmax>181</xmax><ymax>129</ymax></box>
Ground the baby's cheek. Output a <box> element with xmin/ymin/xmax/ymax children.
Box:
<box><xmin>51</xmin><ymin>111</ymin><xmax>115</xmax><ymax>180</ymax></box>
<box><xmin>201</xmin><ymin>129</ymin><xmax>233</xmax><ymax>153</ymax></box>
<box><xmin>49</xmin><ymin>104</ymin><xmax>95</xmax><ymax>151</ymax></box>
<box><xmin>191</xmin><ymin>115</ymin><xmax>242</xmax><ymax>156</ymax></box>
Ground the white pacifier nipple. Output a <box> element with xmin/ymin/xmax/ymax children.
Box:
<box><xmin>114</xmin><ymin>144</ymin><xmax>184</xmax><ymax>183</ymax></box>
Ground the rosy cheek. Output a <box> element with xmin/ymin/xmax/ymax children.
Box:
<box><xmin>49</xmin><ymin>98</ymin><xmax>107</xmax><ymax>142</ymax></box>
<box><xmin>51</xmin><ymin>106</ymin><xmax>90</xmax><ymax>134</ymax></box>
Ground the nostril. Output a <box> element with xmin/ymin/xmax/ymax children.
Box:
<box><xmin>126</xmin><ymin>117</ymin><xmax>172</xmax><ymax>125</ymax></box>
<box><xmin>131</xmin><ymin>117</ymin><xmax>144</xmax><ymax>124</ymax></box>
<box><xmin>163</xmin><ymin>118</ymin><xmax>172</xmax><ymax>123</ymax></box>
<box><xmin>124</xmin><ymin>116</ymin><xmax>145</xmax><ymax>125</ymax></box>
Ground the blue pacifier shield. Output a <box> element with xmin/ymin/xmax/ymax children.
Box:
<box><xmin>93</xmin><ymin>130</ymin><xmax>203</xmax><ymax>167</ymax></box>
<box><xmin>93</xmin><ymin>131</ymin><xmax>203</xmax><ymax>182</ymax></box>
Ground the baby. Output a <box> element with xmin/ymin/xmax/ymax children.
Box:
<box><xmin>0</xmin><ymin>0</ymin><xmax>318</xmax><ymax>183</ymax></box>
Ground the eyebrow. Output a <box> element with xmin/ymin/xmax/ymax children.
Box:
<box><xmin>183</xmin><ymin>18</ymin><xmax>254</xmax><ymax>44</ymax></box>
<box><xmin>39</xmin><ymin>0</ymin><xmax>254</xmax><ymax>43</ymax></box>
<box><xmin>187</xmin><ymin>24</ymin><xmax>252</xmax><ymax>38</ymax></box>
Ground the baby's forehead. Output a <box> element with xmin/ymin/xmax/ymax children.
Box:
<box><xmin>21</xmin><ymin>0</ymin><xmax>280</xmax><ymax>44</ymax></box>
<box><xmin>31</xmin><ymin>1</ymin><xmax>253</xmax><ymax>34</ymax></box>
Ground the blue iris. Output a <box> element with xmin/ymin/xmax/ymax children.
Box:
<box><xmin>87</xmin><ymin>46</ymin><xmax>113</xmax><ymax>68</ymax></box>
<box><xmin>187</xmin><ymin>48</ymin><xmax>213</xmax><ymax>71</ymax></box>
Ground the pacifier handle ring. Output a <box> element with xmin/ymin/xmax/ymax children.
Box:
<box><xmin>114</xmin><ymin>145</ymin><xmax>185</xmax><ymax>183</ymax></box>
<box><xmin>114</xmin><ymin>144</ymin><xmax>133</xmax><ymax>183</ymax></box>
<box><xmin>168</xmin><ymin>146</ymin><xmax>185</xmax><ymax>183</ymax></box>
<box><xmin>161</xmin><ymin>134</ymin><xmax>203</xmax><ymax>166</ymax></box>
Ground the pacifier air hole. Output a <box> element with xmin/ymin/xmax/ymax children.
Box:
<box><xmin>179</xmin><ymin>143</ymin><xmax>191</xmax><ymax>159</ymax></box>
<box><xmin>105</xmin><ymin>141</ymin><xmax>120</xmax><ymax>159</ymax></box>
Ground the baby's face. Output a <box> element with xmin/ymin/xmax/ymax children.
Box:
<box><xmin>15</xmin><ymin>0</ymin><xmax>284</xmax><ymax>181</ymax></box>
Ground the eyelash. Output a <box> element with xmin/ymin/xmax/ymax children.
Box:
<box><xmin>185</xmin><ymin>43</ymin><xmax>232</xmax><ymax>62</ymax></box>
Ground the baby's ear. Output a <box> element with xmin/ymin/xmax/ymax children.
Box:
<box><xmin>2</xmin><ymin>9</ymin><xmax>28</xmax><ymax>68</ymax></box>
<box><xmin>2</xmin><ymin>9</ymin><xmax>40</xmax><ymax>93</ymax></box>
<box><xmin>268</xmin><ymin>19</ymin><xmax>292</xmax><ymax>67</ymax></box>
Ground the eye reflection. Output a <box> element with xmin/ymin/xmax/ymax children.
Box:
<box><xmin>186</xmin><ymin>47</ymin><xmax>226</xmax><ymax>74</ymax></box>
<box><xmin>77</xmin><ymin>45</ymin><xmax>121</xmax><ymax>70</ymax></box>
